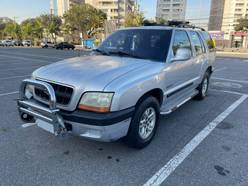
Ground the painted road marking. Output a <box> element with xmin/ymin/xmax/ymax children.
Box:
<box><xmin>215</xmin><ymin>67</ymin><xmax>227</xmax><ymax>72</ymax></box>
<box><xmin>0</xmin><ymin>54</ymin><xmax>49</xmax><ymax>63</ymax></box>
<box><xmin>0</xmin><ymin>75</ymin><xmax>30</xmax><ymax>80</ymax></box>
<box><xmin>0</xmin><ymin>65</ymin><xmax>42</xmax><ymax>72</ymax></box>
<box><xmin>0</xmin><ymin>52</ymin><xmax>64</xmax><ymax>60</ymax></box>
<box><xmin>21</xmin><ymin>123</ymin><xmax>36</xmax><ymax>128</ymax></box>
<box><xmin>143</xmin><ymin>95</ymin><xmax>248</xmax><ymax>186</ymax></box>
<box><xmin>211</xmin><ymin>89</ymin><xmax>248</xmax><ymax>96</ymax></box>
<box><xmin>212</xmin><ymin>77</ymin><xmax>248</xmax><ymax>84</ymax></box>
<box><xmin>0</xmin><ymin>91</ymin><xmax>19</xmax><ymax>97</ymax></box>
<box><xmin>212</xmin><ymin>81</ymin><xmax>243</xmax><ymax>89</ymax></box>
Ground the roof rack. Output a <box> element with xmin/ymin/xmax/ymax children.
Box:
<box><xmin>168</xmin><ymin>21</ymin><xmax>206</xmax><ymax>31</ymax></box>
<box><xmin>143</xmin><ymin>20</ymin><xmax>206</xmax><ymax>31</ymax></box>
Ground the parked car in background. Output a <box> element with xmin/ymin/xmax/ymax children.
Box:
<box><xmin>0</xmin><ymin>40</ymin><xmax>3</xmax><ymax>46</ymax></box>
<box><xmin>13</xmin><ymin>40</ymin><xmax>24</xmax><ymax>46</ymax></box>
<box><xmin>17</xmin><ymin>24</ymin><xmax>215</xmax><ymax>149</ymax></box>
<box><xmin>41</xmin><ymin>41</ymin><xmax>55</xmax><ymax>48</ymax></box>
<box><xmin>55</xmin><ymin>42</ymin><xmax>75</xmax><ymax>50</ymax></box>
<box><xmin>2</xmin><ymin>40</ymin><xmax>14</xmax><ymax>47</ymax></box>
<box><xmin>22</xmin><ymin>40</ymin><xmax>32</xmax><ymax>47</ymax></box>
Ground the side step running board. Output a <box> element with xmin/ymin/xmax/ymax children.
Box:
<box><xmin>160</xmin><ymin>91</ymin><xmax>198</xmax><ymax>115</ymax></box>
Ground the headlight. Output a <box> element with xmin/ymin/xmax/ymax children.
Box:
<box><xmin>78</xmin><ymin>92</ymin><xmax>114</xmax><ymax>113</ymax></box>
<box><xmin>25</xmin><ymin>85</ymin><xmax>34</xmax><ymax>99</ymax></box>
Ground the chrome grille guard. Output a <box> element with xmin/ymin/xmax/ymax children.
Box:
<box><xmin>17</xmin><ymin>79</ymin><xmax>67</xmax><ymax>135</ymax></box>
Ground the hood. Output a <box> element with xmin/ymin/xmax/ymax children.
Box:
<box><xmin>33</xmin><ymin>55</ymin><xmax>150</xmax><ymax>91</ymax></box>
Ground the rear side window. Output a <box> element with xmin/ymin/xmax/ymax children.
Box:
<box><xmin>200</xmin><ymin>32</ymin><xmax>216</xmax><ymax>51</ymax></box>
<box><xmin>189</xmin><ymin>31</ymin><xmax>203</xmax><ymax>56</ymax></box>
<box><xmin>172</xmin><ymin>30</ymin><xmax>192</xmax><ymax>56</ymax></box>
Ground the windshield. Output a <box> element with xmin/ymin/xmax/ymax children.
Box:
<box><xmin>97</xmin><ymin>29</ymin><xmax>172</xmax><ymax>62</ymax></box>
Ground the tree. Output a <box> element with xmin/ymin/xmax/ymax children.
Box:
<box><xmin>0</xmin><ymin>17</ymin><xmax>13</xmax><ymax>39</ymax></box>
<box><xmin>3</xmin><ymin>21</ymin><xmax>22</xmax><ymax>39</ymax></box>
<box><xmin>235</xmin><ymin>18</ymin><xmax>248</xmax><ymax>31</ymax></box>
<box><xmin>63</xmin><ymin>4</ymin><xmax>106</xmax><ymax>41</ymax></box>
<box><xmin>124</xmin><ymin>11</ymin><xmax>144</xmax><ymax>27</ymax></box>
<box><xmin>20</xmin><ymin>18</ymin><xmax>43</xmax><ymax>40</ymax></box>
<box><xmin>39</xmin><ymin>14</ymin><xmax>62</xmax><ymax>43</ymax></box>
<box><xmin>156</xmin><ymin>17</ymin><xmax>167</xmax><ymax>25</ymax></box>
<box><xmin>0</xmin><ymin>22</ymin><xmax>6</xmax><ymax>39</ymax></box>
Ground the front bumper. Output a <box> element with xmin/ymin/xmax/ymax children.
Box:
<box><xmin>17</xmin><ymin>79</ymin><xmax>134</xmax><ymax>142</ymax></box>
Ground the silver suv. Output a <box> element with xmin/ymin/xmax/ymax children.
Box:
<box><xmin>17</xmin><ymin>26</ymin><xmax>215</xmax><ymax>148</ymax></box>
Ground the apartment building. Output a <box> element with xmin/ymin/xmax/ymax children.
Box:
<box><xmin>222</xmin><ymin>0</ymin><xmax>248</xmax><ymax>36</ymax></box>
<box><xmin>208</xmin><ymin>0</ymin><xmax>248</xmax><ymax>47</ymax></box>
<box><xmin>156</xmin><ymin>0</ymin><xmax>187</xmax><ymax>21</ymax></box>
<box><xmin>57</xmin><ymin>0</ymin><xmax>85</xmax><ymax>17</ymax></box>
<box><xmin>85</xmin><ymin>0</ymin><xmax>134</xmax><ymax>24</ymax></box>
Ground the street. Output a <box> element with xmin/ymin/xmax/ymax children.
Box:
<box><xmin>0</xmin><ymin>48</ymin><xmax>248</xmax><ymax>186</ymax></box>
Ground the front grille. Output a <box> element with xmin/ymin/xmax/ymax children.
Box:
<box><xmin>34</xmin><ymin>82</ymin><xmax>73</xmax><ymax>105</ymax></box>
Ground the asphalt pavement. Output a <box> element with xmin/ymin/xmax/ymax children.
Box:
<box><xmin>0</xmin><ymin>47</ymin><xmax>247</xmax><ymax>186</ymax></box>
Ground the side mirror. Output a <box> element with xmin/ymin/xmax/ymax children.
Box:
<box><xmin>171</xmin><ymin>48</ymin><xmax>191</xmax><ymax>62</ymax></box>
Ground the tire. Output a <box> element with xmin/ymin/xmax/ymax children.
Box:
<box><xmin>125</xmin><ymin>96</ymin><xmax>160</xmax><ymax>149</ymax></box>
<box><xmin>195</xmin><ymin>71</ymin><xmax>210</xmax><ymax>100</ymax></box>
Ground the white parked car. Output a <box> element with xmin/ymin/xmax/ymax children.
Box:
<box><xmin>2</xmin><ymin>40</ymin><xmax>14</xmax><ymax>47</ymax></box>
<box><xmin>41</xmin><ymin>41</ymin><xmax>55</xmax><ymax>48</ymax></box>
<box><xmin>22</xmin><ymin>40</ymin><xmax>32</xmax><ymax>47</ymax></box>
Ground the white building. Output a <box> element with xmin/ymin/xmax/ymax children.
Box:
<box><xmin>57</xmin><ymin>0</ymin><xmax>85</xmax><ymax>17</ymax></box>
<box><xmin>85</xmin><ymin>0</ymin><xmax>135</xmax><ymax>24</ymax></box>
<box><xmin>156</xmin><ymin>0</ymin><xmax>187</xmax><ymax>21</ymax></box>
<box><xmin>221</xmin><ymin>0</ymin><xmax>248</xmax><ymax>38</ymax></box>
<box><xmin>209</xmin><ymin>0</ymin><xmax>248</xmax><ymax>47</ymax></box>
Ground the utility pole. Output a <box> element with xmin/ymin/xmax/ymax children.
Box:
<box><xmin>50</xmin><ymin>0</ymin><xmax>55</xmax><ymax>15</ymax></box>
<box><xmin>117</xmin><ymin>0</ymin><xmax>121</xmax><ymax>28</ymax></box>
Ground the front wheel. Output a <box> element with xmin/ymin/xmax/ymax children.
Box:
<box><xmin>125</xmin><ymin>96</ymin><xmax>160</xmax><ymax>149</ymax></box>
<box><xmin>195</xmin><ymin>72</ymin><xmax>210</xmax><ymax>100</ymax></box>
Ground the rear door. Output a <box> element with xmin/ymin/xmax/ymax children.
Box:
<box><xmin>188</xmin><ymin>31</ymin><xmax>206</xmax><ymax>78</ymax></box>
<box><xmin>200</xmin><ymin>31</ymin><xmax>216</xmax><ymax>63</ymax></box>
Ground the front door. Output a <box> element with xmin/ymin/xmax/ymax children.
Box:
<box><xmin>163</xmin><ymin>30</ymin><xmax>195</xmax><ymax>98</ymax></box>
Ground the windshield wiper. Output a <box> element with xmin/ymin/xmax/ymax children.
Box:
<box><xmin>109</xmin><ymin>51</ymin><xmax>142</xmax><ymax>59</ymax></box>
<box><xmin>93</xmin><ymin>48</ymin><xmax>110</xmax><ymax>56</ymax></box>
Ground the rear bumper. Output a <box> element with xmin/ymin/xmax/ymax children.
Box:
<box><xmin>17</xmin><ymin>79</ymin><xmax>134</xmax><ymax>142</ymax></box>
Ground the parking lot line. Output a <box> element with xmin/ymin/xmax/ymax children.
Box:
<box><xmin>0</xmin><ymin>51</ymin><xmax>64</xmax><ymax>60</ymax></box>
<box><xmin>21</xmin><ymin>123</ymin><xmax>36</xmax><ymax>128</ymax></box>
<box><xmin>143</xmin><ymin>95</ymin><xmax>248</xmax><ymax>186</ymax></box>
<box><xmin>0</xmin><ymin>91</ymin><xmax>19</xmax><ymax>97</ymax></box>
<box><xmin>0</xmin><ymin>75</ymin><xmax>30</xmax><ymax>80</ymax></box>
<box><xmin>212</xmin><ymin>77</ymin><xmax>248</xmax><ymax>84</ymax></box>
<box><xmin>211</xmin><ymin>89</ymin><xmax>248</xmax><ymax>96</ymax></box>
<box><xmin>0</xmin><ymin>65</ymin><xmax>42</xmax><ymax>72</ymax></box>
<box><xmin>215</xmin><ymin>67</ymin><xmax>227</xmax><ymax>72</ymax></box>
<box><xmin>0</xmin><ymin>54</ymin><xmax>49</xmax><ymax>63</ymax></box>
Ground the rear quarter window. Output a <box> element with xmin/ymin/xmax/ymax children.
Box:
<box><xmin>200</xmin><ymin>32</ymin><xmax>216</xmax><ymax>51</ymax></box>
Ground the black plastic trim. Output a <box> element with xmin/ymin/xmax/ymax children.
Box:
<box><xmin>60</xmin><ymin>107</ymin><xmax>135</xmax><ymax>126</ymax></box>
<box><xmin>167</xmin><ymin>82</ymin><xmax>194</xmax><ymax>98</ymax></box>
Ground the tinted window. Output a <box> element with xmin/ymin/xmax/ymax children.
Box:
<box><xmin>98</xmin><ymin>29</ymin><xmax>172</xmax><ymax>62</ymax></box>
<box><xmin>189</xmin><ymin>31</ymin><xmax>203</xmax><ymax>55</ymax></box>
<box><xmin>200</xmin><ymin>31</ymin><xmax>216</xmax><ymax>51</ymax></box>
<box><xmin>172</xmin><ymin>30</ymin><xmax>192</xmax><ymax>56</ymax></box>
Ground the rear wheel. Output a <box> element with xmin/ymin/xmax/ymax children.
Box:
<box><xmin>195</xmin><ymin>71</ymin><xmax>210</xmax><ymax>100</ymax></box>
<box><xmin>125</xmin><ymin>96</ymin><xmax>160</xmax><ymax>149</ymax></box>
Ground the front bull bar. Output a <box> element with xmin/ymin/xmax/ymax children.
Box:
<box><xmin>17</xmin><ymin>79</ymin><xmax>67</xmax><ymax>136</ymax></box>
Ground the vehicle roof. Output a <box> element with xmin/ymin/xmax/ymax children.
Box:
<box><xmin>120</xmin><ymin>26</ymin><xmax>207</xmax><ymax>32</ymax></box>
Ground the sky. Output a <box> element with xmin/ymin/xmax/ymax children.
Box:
<box><xmin>0</xmin><ymin>0</ymin><xmax>211</xmax><ymax>23</ymax></box>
